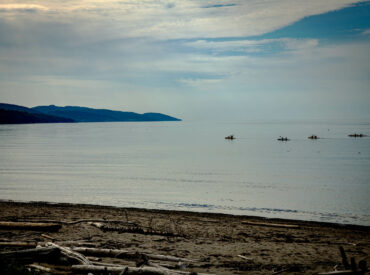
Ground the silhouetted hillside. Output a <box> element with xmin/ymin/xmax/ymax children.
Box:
<box><xmin>0</xmin><ymin>109</ymin><xmax>74</xmax><ymax>124</ymax></box>
<box><xmin>32</xmin><ymin>105</ymin><xmax>181</xmax><ymax>122</ymax></box>
<box><xmin>0</xmin><ymin>103</ymin><xmax>181</xmax><ymax>124</ymax></box>
<box><xmin>0</xmin><ymin>103</ymin><xmax>40</xmax><ymax>114</ymax></box>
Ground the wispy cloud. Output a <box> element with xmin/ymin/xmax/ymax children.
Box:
<box><xmin>0</xmin><ymin>1</ymin><xmax>363</xmax><ymax>39</ymax></box>
<box><xmin>0</xmin><ymin>4</ymin><xmax>49</xmax><ymax>12</ymax></box>
<box><xmin>179</xmin><ymin>78</ymin><xmax>222</xmax><ymax>86</ymax></box>
<box><xmin>202</xmin><ymin>4</ymin><xmax>236</xmax><ymax>9</ymax></box>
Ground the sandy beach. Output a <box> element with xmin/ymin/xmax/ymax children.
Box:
<box><xmin>0</xmin><ymin>201</ymin><xmax>369</xmax><ymax>274</ymax></box>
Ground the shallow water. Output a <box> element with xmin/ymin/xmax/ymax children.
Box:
<box><xmin>0</xmin><ymin>120</ymin><xmax>369</xmax><ymax>225</ymax></box>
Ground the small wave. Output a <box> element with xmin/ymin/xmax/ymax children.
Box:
<box><xmin>148</xmin><ymin>201</ymin><xmax>370</xmax><ymax>226</ymax></box>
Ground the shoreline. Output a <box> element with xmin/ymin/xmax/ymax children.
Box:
<box><xmin>1</xmin><ymin>200</ymin><xmax>369</xmax><ymax>274</ymax></box>
<box><xmin>1</xmin><ymin>199</ymin><xmax>369</xmax><ymax>230</ymax></box>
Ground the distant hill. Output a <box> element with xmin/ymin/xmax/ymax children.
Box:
<box><xmin>0</xmin><ymin>108</ymin><xmax>75</xmax><ymax>124</ymax></box>
<box><xmin>0</xmin><ymin>103</ymin><xmax>41</xmax><ymax>114</ymax></box>
<box><xmin>32</xmin><ymin>105</ymin><xmax>181</xmax><ymax>122</ymax></box>
<box><xmin>0</xmin><ymin>103</ymin><xmax>181</xmax><ymax>124</ymax></box>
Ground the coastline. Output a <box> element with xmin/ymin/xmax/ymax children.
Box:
<box><xmin>1</xmin><ymin>200</ymin><xmax>369</xmax><ymax>274</ymax></box>
<box><xmin>1</xmin><ymin>200</ymin><xmax>369</xmax><ymax>230</ymax></box>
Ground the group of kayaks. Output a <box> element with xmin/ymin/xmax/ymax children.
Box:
<box><xmin>225</xmin><ymin>135</ymin><xmax>235</xmax><ymax>140</ymax></box>
<box><xmin>225</xmin><ymin>133</ymin><xmax>367</xmax><ymax>141</ymax></box>
<box><xmin>348</xmin><ymin>133</ymin><xmax>367</xmax><ymax>137</ymax></box>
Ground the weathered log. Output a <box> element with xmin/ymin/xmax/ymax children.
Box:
<box><xmin>0</xmin><ymin>241</ymin><xmax>37</xmax><ymax>248</ymax></box>
<box><xmin>241</xmin><ymin>221</ymin><xmax>300</xmax><ymax>229</ymax></box>
<box><xmin>47</xmin><ymin>242</ymin><xmax>91</xmax><ymax>265</ymax></box>
<box><xmin>72</xmin><ymin>264</ymin><xmax>213</xmax><ymax>275</ymax></box>
<box><xmin>0</xmin><ymin>221</ymin><xmax>62</xmax><ymax>231</ymax></box>
<box><xmin>19</xmin><ymin>219</ymin><xmax>137</xmax><ymax>226</ymax></box>
<box><xmin>0</xmin><ymin>246</ymin><xmax>60</xmax><ymax>263</ymax></box>
<box><xmin>28</xmin><ymin>263</ymin><xmax>51</xmax><ymax>272</ymax></box>
<box><xmin>319</xmin><ymin>271</ymin><xmax>364</xmax><ymax>275</ymax></box>
<box><xmin>89</xmin><ymin>261</ymin><xmax>125</xmax><ymax>267</ymax></box>
<box><xmin>67</xmin><ymin>219</ymin><xmax>135</xmax><ymax>225</ymax></box>
<box><xmin>272</xmin><ymin>267</ymin><xmax>292</xmax><ymax>275</ymax></box>
<box><xmin>86</xmin><ymin>256</ymin><xmax>101</xmax><ymax>262</ymax></box>
<box><xmin>237</xmin><ymin>255</ymin><xmax>252</xmax><ymax>261</ymax></box>
<box><xmin>72</xmin><ymin>247</ymin><xmax>195</xmax><ymax>263</ymax></box>
<box><xmin>72</xmin><ymin>247</ymin><xmax>131</xmax><ymax>258</ymax></box>
<box><xmin>57</xmin><ymin>240</ymin><xmax>98</xmax><ymax>247</ymax></box>
<box><xmin>146</xmin><ymin>253</ymin><xmax>195</xmax><ymax>263</ymax></box>
<box><xmin>88</xmin><ymin>222</ymin><xmax>104</xmax><ymax>228</ymax></box>
<box><xmin>339</xmin><ymin>246</ymin><xmax>350</xmax><ymax>269</ymax></box>
<box><xmin>350</xmin><ymin>257</ymin><xmax>357</xmax><ymax>271</ymax></box>
<box><xmin>41</xmin><ymin>233</ymin><xmax>55</xmax><ymax>240</ymax></box>
<box><xmin>90</xmin><ymin>260</ymin><xmax>174</xmax><ymax>272</ymax></box>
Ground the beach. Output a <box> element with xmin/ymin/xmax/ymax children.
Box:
<box><xmin>0</xmin><ymin>201</ymin><xmax>369</xmax><ymax>274</ymax></box>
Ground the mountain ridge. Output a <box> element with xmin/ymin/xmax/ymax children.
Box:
<box><xmin>0</xmin><ymin>103</ymin><xmax>181</xmax><ymax>124</ymax></box>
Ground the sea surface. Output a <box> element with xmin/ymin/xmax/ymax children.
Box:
<box><xmin>0</xmin><ymin>120</ymin><xmax>369</xmax><ymax>225</ymax></box>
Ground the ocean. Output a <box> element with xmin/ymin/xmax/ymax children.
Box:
<box><xmin>0</xmin><ymin>120</ymin><xmax>369</xmax><ymax>225</ymax></box>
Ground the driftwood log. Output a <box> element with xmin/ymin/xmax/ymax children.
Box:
<box><xmin>72</xmin><ymin>264</ymin><xmax>213</xmax><ymax>275</ymax></box>
<box><xmin>319</xmin><ymin>271</ymin><xmax>365</xmax><ymax>275</ymax></box>
<box><xmin>241</xmin><ymin>221</ymin><xmax>300</xmax><ymax>229</ymax></box>
<box><xmin>237</xmin><ymin>255</ymin><xmax>253</xmax><ymax>261</ymax></box>
<box><xmin>319</xmin><ymin>247</ymin><xmax>368</xmax><ymax>275</ymax></box>
<box><xmin>72</xmin><ymin>247</ymin><xmax>195</xmax><ymax>263</ymax></box>
<box><xmin>28</xmin><ymin>263</ymin><xmax>52</xmax><ymax>272</ymax></box>
<box><xmin>0</xmin><ymin>221</ymin><xmax>62</xmax><ymax>231</ymax></box>
<box><xmin>18</xmin><ymin>219</ymin><xmax>137</xmax><ymax>226</ymax></box>
<box><xmin>46</xmin><ymin>242</ymin><xmax>91</xmax><ymax>265</ymax></box>
<box><xmin>339</xmin><ymin>246</ymin><xmax>350</xmax><ymax>269</ymax></box>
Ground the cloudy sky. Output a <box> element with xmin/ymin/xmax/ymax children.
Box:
<box><xmin>0</xmin><ymin>0</ymin><xmax>369</xmax><ymax>120</ymax></box>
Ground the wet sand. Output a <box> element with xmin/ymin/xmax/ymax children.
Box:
<box><xmin>0</xmin><ymin>201</ymin><xmax>369</xmax><ymax>274</ymax></box>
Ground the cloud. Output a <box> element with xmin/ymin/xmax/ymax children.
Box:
<box><xmin>179</xmin><ymin>78</ymin><xmax>222</xmax><ymax>86</ymax></box>
<box><xmin>0</xmin><ymin>1</ymin><xmax>363</xmax><ymax>39</ymax></box>
<box><xmin>202</xmin><ymin>4</ymin><xmax>237</xmax><ymax>9</ymax></box>
<box><xmin>0</xmin><ymin>0</ymin><xmax>369</xmax><ymax>119</ymax></box>
<box><xmin>184</xmin><ymin>38</ymin><xmax>319</xmax><ymax>56</ymax></box>
<box><xmin>0</xmin><ymin>4</ymin><xmax>49</xmax><ymax>12</ymax></box>
<box><xmin>281</xmin><ymin>38</ymin><xmax>319</xmax><ymax>51</ymax></box>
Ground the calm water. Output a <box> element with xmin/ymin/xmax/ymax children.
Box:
<box><xmin>0</xmin><ymin>120</ymin><xmax>369</xmax><ymax>225</ymax></box>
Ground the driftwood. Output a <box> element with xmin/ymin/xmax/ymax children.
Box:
<box><xmin>86</xmin><ymin>256</ymin><xmax>101</xmax><ymax>262</ymax></box>
<box><xmin>72</xmin><ymin>264</ymin><xmax>213</xmax><ymax>275</ymax></box>
<box><xmin>72</xmin><ymin>247</ymin><xmax>195</xmax><ymax>263</ymax></box>
<box><xmin>19</xmin><ymin>218</ymin><xmax>137</xmax><ymax>226</ymax></box>
<box><xmin>90</xmin><ymin>260</ymin><xmax>179</xmax><ymax>271</ymax></box>
<box><xmin>88</xmin><ymin>222</ymin><xmax>182</xmax><ymax>237</ymax></box>
<box><xmin>146</xmin><ymin>253</ymin><xmax>195</xmax><ymax>263</ymax></box>
<box><xmin>0</xmin><ymin>241</ymin><xmax>37</xmax><ymax>248</ymax></box>
<box><xmin>319</xmin><ymin>271</ymin><xmax>364</xmax><ymax>275</ymax></box>
<box><xmin>339</xmin><ymin>246</ymin><xmax>350</xmax><ymax>269</ymax></box>
<box><xmin>241</xmin><ymin>221</ymin><xmax>300</xmax><ymax>229</ymax></box>
<box><xmin>320</xmin><ymin>247</ymin><xmax>368</xmax><ymax>275</ymax></box>
<box><xmin>0</xmin><ymin>221</ymin><xmax>62</xmax><ymax>231</ymax></box>
<box><xmin>57</xmin><ymin>240</ymin><xmax>98</xmax><ymax>248</ymax></box>
<box><xmin>47</xmin><ymin>242</ymin><xmax>91</xmax><ymax>265</ymax></box>
<box><xmin>272</xmin><ymin>267</ymin><xmax>293</xmax><ymax>274</ymax></box>
<box><xmin>89</xmin><ymin>261</ymin><xmax>125</xmax><ymax>267</ymax></box>
<box><xmin>28</xmin><ymin>263</ymin><xmax>51</xmax><ymax>272</ymax></box>
<box><xmin>41</xmin><ymin>233</ymin><xmax>55</xmax><ymax>240</ymax></box>
<box><xmin>88</xmin><ymin>222</ymin><xmax>104</xmax><ymax>228</ymax></box>
<box><xmin>237</xmin><ymin>255</ymin><xmax>252</xmax><ymax>261</ymax></box>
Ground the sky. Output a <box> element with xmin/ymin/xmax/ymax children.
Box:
<box><xmin>0</xmin><ymin>0</ymin><xmax>369</xmax><ymax>121</ymax></box>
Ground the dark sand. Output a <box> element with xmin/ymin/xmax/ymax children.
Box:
<box><xmin>0</xmin><ymin>201</ymin><xmax>369</xmax><ymax>274</ymax></box>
